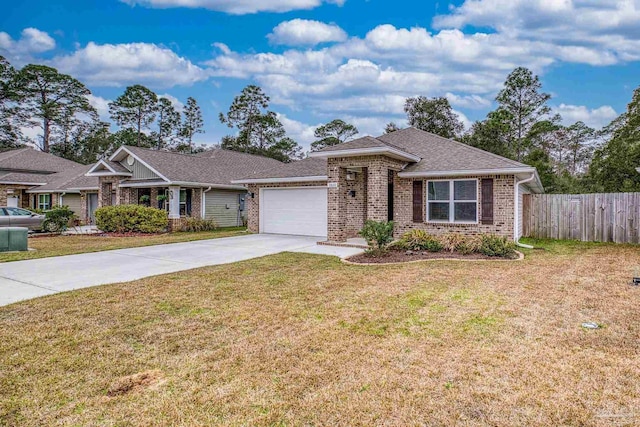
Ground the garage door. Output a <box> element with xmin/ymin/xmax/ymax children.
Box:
<box><xmin>261</xmin><ymin>187</ymin><xmax>327</xmax><ymax>237</ymax></box>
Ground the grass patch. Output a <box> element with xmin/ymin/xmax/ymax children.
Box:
<box><xmin>1</xmin><ymin>240</ymin><xmax>639</xmax><ymax>425</ymax></box>
<box><xmin>0</xmin><ymin>227</ymin><xmax>247</xmax><ymax>263</ymax></box>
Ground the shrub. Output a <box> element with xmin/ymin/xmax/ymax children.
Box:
<box><xmin>439</xmin><ymin>233</ymin><xmax>467</xmax><ymax>253</ymax></box>
<box><xmin>180</xmin><ymin>217</ymin><xmax>218</xmax><ymax>232</ymax></box>
<box><xmin>43</xmin><ymin>206</ymin><xmax>76</xmax><ymax>233</ymax></box>
<box><xmin>398</xmin><ymin>229</ymin><xmax>443</xmax><ymax>252</ymax></box>
<box><xmin>456</xmin><ymin>235</ymin><xmax>483</xmax><ymax>255</ymax></box>
<box><xmin>359</xmin><ymin>220</ymin><xmax>394</xmax><ymax>250</ymax></box>
<box><xmin>95</xmin><ymin>204</ymin><xmax>168</xmax><ymax>233</ymax></box>
<box><xmin>480</xmin><ymin>234</ymin><xmax>517</xmax><ymax>257</ymax></box>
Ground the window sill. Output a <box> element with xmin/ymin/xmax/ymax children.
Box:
<box><xmin>426</xmin><ymin>221</ymin><xmax>479</xmax><ymax>226</ymax></box>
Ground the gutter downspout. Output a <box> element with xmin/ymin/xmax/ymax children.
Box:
<box><xmin>514</xmin><ymin>174</ymin><xmax>536</xmax><ymax>249</ymax></box>
<box><xmin>60</xmin><ymin>192</ymin><xmax>66</xmax><ymax>207</ymax></box>
<box><xmin>202</xmin><ymin>186</ymin><xmax>212</xmax><ymax>218</ymax></box>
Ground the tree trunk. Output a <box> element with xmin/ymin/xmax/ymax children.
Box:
<box><xmin>43</xmin><ymin>117</ymin><xmax>50</xmax><ymax>152</ymax></box>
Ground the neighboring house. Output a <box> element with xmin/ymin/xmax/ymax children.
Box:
<box><xmin>86</xmin><ymin>146</ymin><xmax>283</xmax><ymax>229</ymax></box>
<box><xmin>0</xmin><ymin>148</ymin><xmax>98</xmax><ymax>218</ymax></box>
<box><xmin>232</xmin><ymin>127</ymin><xmax>544</xmax><ymax>242</ymax></box>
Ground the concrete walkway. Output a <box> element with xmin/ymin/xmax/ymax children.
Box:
<box><xmin>0</xmin><ymin>234</ymin><xmax>363</xmax><ymax>306</ymax></box>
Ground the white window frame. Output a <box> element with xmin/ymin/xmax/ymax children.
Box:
<box><xmin>426</xmin><ymin>178</ymin><xmax>479</xmax><ymax>224</ymax></box>
<box><xmin>37</xmin><ymin>193</ymin><xmax>51</xmax><ymax>211</ymax></box>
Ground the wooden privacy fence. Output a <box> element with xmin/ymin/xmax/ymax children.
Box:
<box><xmin>522</xmin><ymin>193</ymin><xmax>640</xmax><ymax>244</ymax></box>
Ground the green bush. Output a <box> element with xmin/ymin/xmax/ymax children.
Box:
<box><xmin>359</xmin><ymin>220</ymin><xmax>394</xmax><ymax>250</ymax></box>
<box><xmin>95</xmin><ymin>204</ymin><xmax>168</xmax><ymax>233</ymax></box>
<box><xmin>397</xmin><ymin>229</ymin><xmax>443</xmax><ymax>252</ymax></box>
<box><xmin>180</xmin><ymin>217</ymin><xmax>218</xmax><ymax>232</ymax></box>
<box><xmin>480</xmin><ymin>234</ymin><xmax>517</xmax><ymax>257</ymax></box>
<box><xmin>43</xmin><ymin>206</ymin><xmax>76</xmax><ymax>233</ymax></box>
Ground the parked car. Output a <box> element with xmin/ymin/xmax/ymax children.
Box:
<box><xmin>0</xmin><ymin>207</ymin><xmax>46</xmax><ymax>231</ymax></box>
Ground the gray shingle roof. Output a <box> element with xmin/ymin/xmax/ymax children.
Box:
<box><xmin>0</xmin><ymin>147</ymin><xmax>81</xmax><ymax>173</ymax></box>
<box><xmin>29</xmin><ymin>165</ymin><xmax>99</xmax><ymax>192</ymax></box>
<box><xmin>121</xmin><ymin>146</ymin><xmax>283</xmax><ymax>185</ymax></box>
<box><xmin>378</xmin><ymin>127</ymin><xmax>529</xmax><ymax>173</ymax></box>
<box><xmin>0</xmin><ymin>171</ymin><xmax>50</xmax><ymax>184</ymax></box>
<box><xmin>239</xmin><ymin>127</ymin><xmax>536</xmax><ymax>182</ymax></box>
<box><xmin>315</xmin><ymin>136</ymin><xmax>388</xmax><ymax>152</ymax></box>
<box><xmin>234</xmin><ymin>157</ymin><xmax>328</xmax><ymax>181</ymax></box>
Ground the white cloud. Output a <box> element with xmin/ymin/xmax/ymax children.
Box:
<box><xmin>268</xmin><ymin>19</ymin><xmax>347</xmax><ymax>46</ymax></box>
<box><xmin>277</xmin><ymin>113</ymin><xmax>319</xmax><ymax>150</ymax></box>
<box><xmin>0</xmin><ymin>28</ymin><xmax>55</xmax><ymax>63</ymax></box>
<box><xmin>120</xmin><ymin>0</ymin><xmax>345</xmax><ymax>14</ymax></box>
<box><xmin>87</xmin><ymin>94</ymin><xmax>111</xmax><ymax>122</ymax></box>
<box><xmin>445</xmin><ymin>92</ymin><xmax>492</xmax><ymax>109</ymax></box>
<box><xmin>554</xmin><ymin>104</ymin><xmax>618</xmax><ymax>129</ymax></box>
<box><xmin>206</xmin><ymin>24</ymin><xmax>553</xmax><ymax>118</ymax></box>
<box><xmin>433</xmin><ymin>0</ymin><xmax>640</xmax><ymax>65</ymax></box>
<box><xmin>51</xmin><ymin>42</ymin><xmax>209</xmax><ymax>88</ymax></box>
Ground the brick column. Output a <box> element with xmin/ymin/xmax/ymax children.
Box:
<box><xmin>366</xmin><ymin>163</ymin><xmax>388</xmax><ymax>222</ymax></box>
<box><xmin>328</xmin><ymin>160</ymin><xmax>347</xmax><ymax>242</ymax></box>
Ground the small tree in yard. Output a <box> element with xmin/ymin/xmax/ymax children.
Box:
<box><xmin>359</xmin><ymin>220</ymin><xmax>394</xmax><ymax>252</ymax></box>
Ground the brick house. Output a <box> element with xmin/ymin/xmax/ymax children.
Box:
<box><xmin>0</xmin><ymin>148</ymin><xmax>98</xmax><ymax>218</ymax></box>
<box><xmin>86</xmin><ymin>145</ymin><xmax>282</xmax><ymax>229</ymax></box>
<box><xmin>232</xmin><ymin>127</ymin><xmax>544</xmax><ymax>243</ymax></box>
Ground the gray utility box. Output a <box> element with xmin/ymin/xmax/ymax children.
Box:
<box><xmin>0</xmin><ymin>227</ymin><xmax>29</xmax><ymax>252</ymax></box>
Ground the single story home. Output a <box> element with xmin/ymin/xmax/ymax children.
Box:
<box><xmin>232</xmin><ymin>127</ymin><xmax>543</xmax><ymax>243</ymax></box>
<box><xmin>0</xmin><ymin>148</ymin><xmax>97</xmax><ymax>214</ymax></box>
<box><xmin>85</xmin><ymin>146</ymin><xmax>282</xmax><ymax>229</ymax></box>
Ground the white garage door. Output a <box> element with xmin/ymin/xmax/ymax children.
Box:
<box><xmin>261</xmin><ymin>187</ymin><xmax>327</xmax><ymax>237</ymax></box>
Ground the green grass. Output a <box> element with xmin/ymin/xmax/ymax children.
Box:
<box><xmin>0</xmin><ymin>227</ymin><xmax>248</xmax><ymax>263</ymax></box>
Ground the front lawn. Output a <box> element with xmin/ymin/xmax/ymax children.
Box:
<box><xmin>0</xmin><ymin>227</ymin><xmax>247</xmax><ymax>263</ymax></box>
<box><xmin>1</xmin><ymin>240</ymin><xmax>639</xmax><ymax>426</ymax></box>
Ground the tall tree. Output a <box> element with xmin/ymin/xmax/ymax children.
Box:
<box><xmin>462</xmin><ymin>110</ymin><xmax>514</xmax><ymax>158</ymax></box>
<box><xmin>219</xmin><ymin>85</ymin><xmax>302</xmax><ymax>162</ymax></box>
<box><xmin>0</xmin><ymin>56</ymin><xmax>24</xmax><ymax>150</ymax></box>
<box><xmin>587</xmin><ymin>86</ymin><xmax>640</xmax><ymax>192</ymax></box>
<box><xmin>14</xmin><ymin>64</ymin><xmax>96</xmax><ymax>152</ymax></box>
<box><xmin>563</xmin><ymin>121</ymin><xmax>596</xmax><ymax>176</ymax></box>
<box><xmin>310</xmin><ymin>119</ymin><xmax>358</xmax><ymax>151</ymax></box>
<box><xmin>179</xmin><ymin>97</ymin><xmax>204</xmax><ymax>152</ymax></box>
<box><xmin>404</xmin><ymin>96</ymin><xmax>463</xmax><ymax>139</ymax></box>
<box><xmin>108</xmin><ymin>85</ymin><xmax>157</xmax><ymax>147</ymax></box>
<box><xmin>495</xmin><ymin>67</ymin><xmax>552</xmax><ymax>161</ymax></box>
<box><xmin>153</xmin><ymin>97</ymin><xmax>181</xmax><ymax>150</ymax></box>
<box><xmin>219</xmin><ymin>85</ymin><xmax>269</xmax><ymax>153</ymax></box>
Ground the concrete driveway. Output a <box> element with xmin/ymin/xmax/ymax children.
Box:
<box><xmin>0</xmin><ymin>234</ymin><xmax>363</xmax><ymax>306</ymax></box>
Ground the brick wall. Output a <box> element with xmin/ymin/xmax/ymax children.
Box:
<box><xmin>98</xmin><ymin>176</ymin><xmax>120</xmax><ymax>208</ymax></box>
<box><xmin>246</xmin><ymin>181</ymin><xmax>328</xmax><ymax>233</ymax></box>
<box><xmin>344</xmin><ymin>168</ymin><xmax>367</xmax><ymax>238</ymax></box>
<box><xmin>327</xmin><ymin>155</ymin><xmax>406</xmax><ymax>241</ymax></box>
<box><xmin>394</xmin><ymin>174</ymin><xmax>515</xmax><ymax>239</ymax></box>
<box><xmin>0</xmin><ymin>185</ymin><xmax>31</xmax><ymax>208</ymax></box>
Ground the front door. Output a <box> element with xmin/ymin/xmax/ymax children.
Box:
<box><xmin>88</xmin><ymin>193</ymin><xmax>98</xmax><ymax>224</ymax></box>
<box><xmin>387</xmin><ymin>169</ymin><xmax>394</xmax><ymax>221</ymax></box>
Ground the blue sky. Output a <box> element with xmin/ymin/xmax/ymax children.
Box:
<box><xmin>2</xmin><ymin>0</ymin><xmax>640</xmax><ymax>150</ymax></box>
